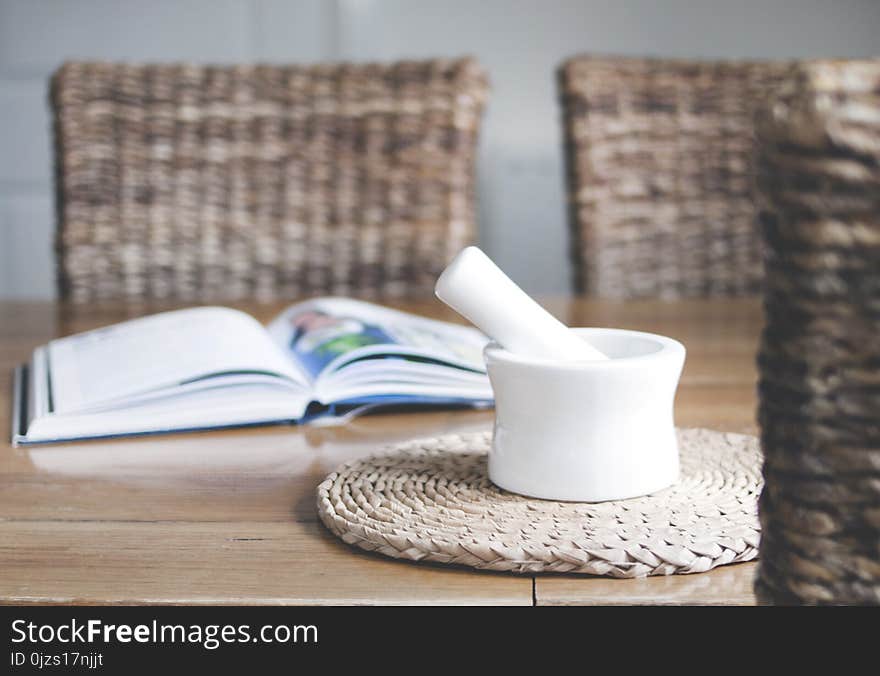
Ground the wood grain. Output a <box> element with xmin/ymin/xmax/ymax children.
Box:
<box><xmin>0</xmin><ymin>297</ymin><xmax>763</xmax><ymax>605</ymax></box>
<box><xmin>0</xmin><ymin>521</ymin><xmax>531</xmax><ymax>606</ymax></box>
<box><xmin>535</xmin><ymin>562</ymin><xmax>757</xmax><ymax>606</ymax></box>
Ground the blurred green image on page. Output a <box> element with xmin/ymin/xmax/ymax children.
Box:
<box><xmin>12</xmin><ymin>298</ymin><xmax>493</xmax><ymax>446</ymax></box>
<box><xmin>288</xmin><ymin>309</ymin><xmax>400</xmax><ymax>377</ymax></box>
<box><xmin>285</xmin><ymin>301</ymin><xmax>485</xmax><ymax>378</ymax></box>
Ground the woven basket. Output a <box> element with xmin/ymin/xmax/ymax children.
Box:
<box><xmin>559</xmin><ymin>56</ymin><xmax>794</xmax><ymax>299</ymax></box>
<box><xmin>754</xmin><ymin>60</ymin><xmax>880</xmax><ymax>605</ymax></box>
<box><xmin>52</xmin><ymin>59</ymin><xmax>488</xmax><ymax>303</ymax></box>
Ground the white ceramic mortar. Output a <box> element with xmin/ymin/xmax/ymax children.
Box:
<box><xmin>484</xmin><ymin>327</ymin><xmax>685</xmax><ymax>502</ymax></box>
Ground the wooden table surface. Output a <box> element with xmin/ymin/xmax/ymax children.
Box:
<box><xmin>0</xmin><ymin>297</ymin><xmax>762</xmax><ymax>605</ymax></box>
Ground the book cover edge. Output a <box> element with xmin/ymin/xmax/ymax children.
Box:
<box><xmin>10</xmin><ymin>364</ymin><xmax>25</xmax><ymax>447</ymax></box>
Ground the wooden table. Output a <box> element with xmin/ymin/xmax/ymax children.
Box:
<box><xmin>0</xmin><ymin>297</ymin><xmax>762</xmax><ymax>605</ymax></box>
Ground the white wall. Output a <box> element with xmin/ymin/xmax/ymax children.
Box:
<box><xmin>1</xmin><ymin>0</ymin><xmax>878</xmax><ymax>299</ymax></box>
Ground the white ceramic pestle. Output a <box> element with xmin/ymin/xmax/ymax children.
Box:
<box><xmin>435</xmin><ymin>246</ymin><xmax>608</xmax><ymax>361</ymax></box>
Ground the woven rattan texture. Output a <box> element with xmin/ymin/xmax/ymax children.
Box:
<box><xmin>754</xmin><ymin>60</ymin><xmax>880</xmax><ymax>605</ymax></box>
<box><xmin>317</xmin><ymin>429</ymin><xmax>761</xmax><ymax>577</ymax></box>
<box><xmin>52</xmin><ymin>59</ymin><xmax>488</xmax><ymax>303</ymax></box>
<box><xmin>560</xmin><ymin>56</ymin><xmax>794</xmax><ymax>299</ymax></box>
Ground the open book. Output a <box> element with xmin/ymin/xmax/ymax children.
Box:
<box><xmin>12</xmin><ymin>298</ymin><xmax>492</xmax><ymax>445</ymax></box>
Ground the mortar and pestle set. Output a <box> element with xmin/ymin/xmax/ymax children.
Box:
<box><xmin>318</xmin><ymin>247</ymin><xmax>762</xmax><ymax>576</ymax></box>
<box><xmin>435</xmin><ymin>246</ymin><xmax>685</xmax><ymax>503</ymax></box>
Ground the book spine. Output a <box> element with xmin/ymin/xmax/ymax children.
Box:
<box><xmin>10</xmin><ymin>364</ymin><xmax>26</xmax><ymax>446</ymax></box>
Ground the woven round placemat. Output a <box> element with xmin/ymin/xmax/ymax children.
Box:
<box><xmin>317</xmin><ymin>428</ymin><xmax>762</xmax><ymax>577</ymax></box>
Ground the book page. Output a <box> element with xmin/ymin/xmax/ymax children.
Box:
<box><xmin>26</xmin><ymin>381</ymin><xmax>309</xmax><ymax>443</ymax></box>
<box><xmin>266</xmin><ymin>297</ymin><xmax>488</xmax><ymax>381</ymax></box>
<box><xmin>48</xmin><ymin>307</ymin><xmax>305</xmax><ymax>414</ymax></box>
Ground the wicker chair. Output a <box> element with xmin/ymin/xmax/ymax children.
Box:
<box><xmin>51</xmin><ymin>59</ymin><xmax>488</xmax><ymax>303</ymax></box>
<box><xmin>754</xmin><ymin>60</ymin><xmax>880</xmax><ymax>605</ymax></box>
<box><xmin>559</xmin><ymin>56</ymin><xmax>794</xmax><ymax>298</ymax></box>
